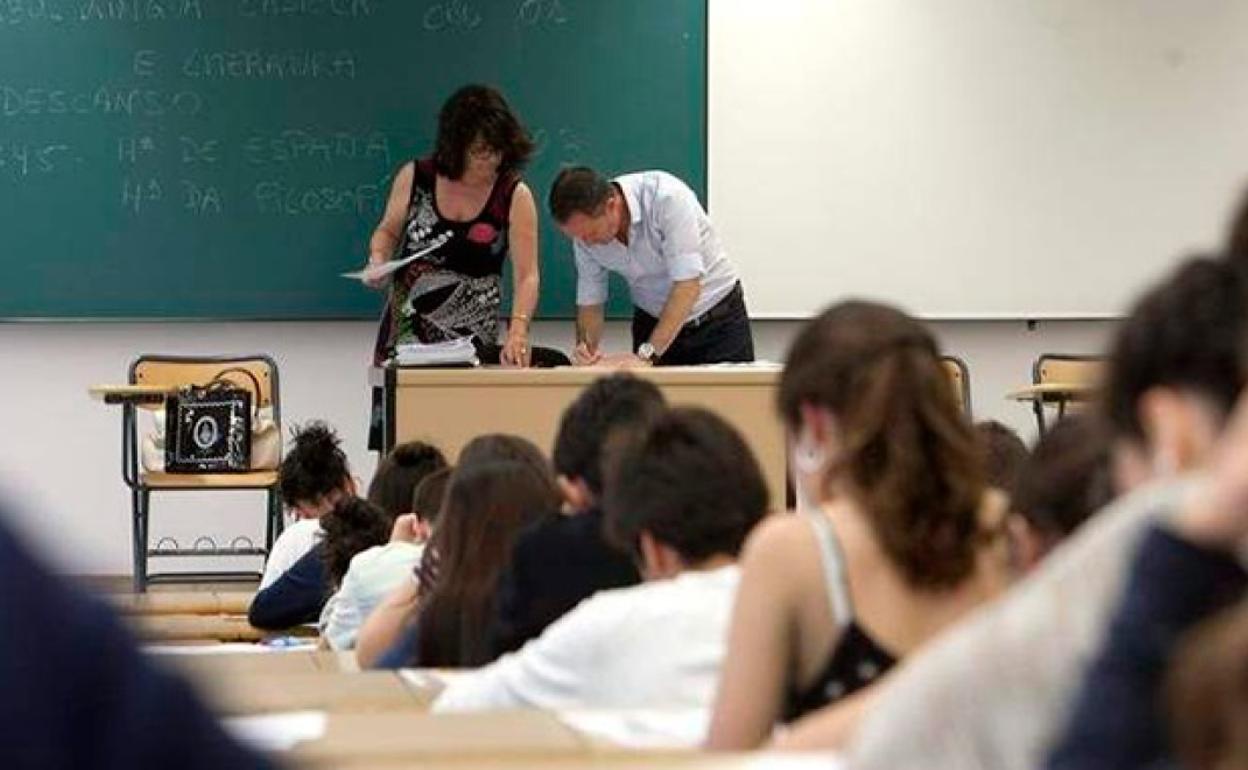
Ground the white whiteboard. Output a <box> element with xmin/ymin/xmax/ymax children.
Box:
<box><xmin>709</xmin><ymin>0</ymin><xmax>1248</xmax><ymax>318</ymax></box>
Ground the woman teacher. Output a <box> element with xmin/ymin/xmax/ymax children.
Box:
<box><xmin>366</xmin><ymin>84</ymin><xmax>539</xmax><ymax>367</ymax></box>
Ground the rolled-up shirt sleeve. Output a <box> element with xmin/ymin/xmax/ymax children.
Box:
<box><xmin>574</xmin><ymin>241</ymin><xmax>609</xmax><ymax>307</ymax></box>
<box><xmin>659</xmin><ymin>185</ymin><xmax>708</xmax><ymax>282</ymax></box>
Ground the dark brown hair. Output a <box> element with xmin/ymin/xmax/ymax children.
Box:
<box><xmin>1010</xmin><ymin>415</ymin><xmax>1114</xmax><ymax>543</ymax></box>
<box><xmin>1102</xmin><ymin>256</ymin><xmax>1248</xmax><ymax>443</ymax></box>
<box><xmin>366</xmin><ymin>441</ymin><xmax>447</xmax><ymax>518</ymax></box>
<box><xmin>410</xmin><ymin>466</ymin><xmax>452</xmax><ymax>525</ymax></box>
<box><xmin>1166</xmin><ymin>604</ymin><xmax>1248</xmax><ymax>770</ymax></box>
<box><xmin>975</xmin><ymin>420</ymin><xmax>1028</xmax><ymax>492</ymax></box>
<box><xmin>548</xmin><ymin>166</ymin><xmax>613</xmax><ymax>223</ymax></box>
<box><xmin>605</xmin><ymin>407</ymin><xmax>768</xmax><ymax>563</ymax></box>
<box><xmin>413</xmin><ymin>460</ymin><xmax>559</xmax><ymax>667</ymax></box>
<box><xmin>320</xmin><ymin>497</ymin><xmax>391</xmax><ymax>587</ymax></box>
<box><xmin>778</xmin><ymin>301</ymin><xmax>986</xmax><ymax>589</ymax></box>
<box><xmin>433</xmin><ymin>84</ymin><xmax>534</xmax><ymax>181</ymax></box>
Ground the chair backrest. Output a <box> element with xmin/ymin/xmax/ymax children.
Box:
<box><xmin>1032</xmin><ymin>354</ymin><xmax>1104</xmax><ymax>388</ymax></box>
<box><xmin>942</xmin><ymin>355</ymin><xmax>972</xmax><ymax>417</ymax></box>
<box><xmin>130</xmin><ymin>355</ymin><xmax>279</xmax><ymax>412</ymax></box>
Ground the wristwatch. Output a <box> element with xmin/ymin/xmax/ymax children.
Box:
<box><xmin>637</xmin><ymin>342</ymin><xmax>658</xmax><ymax>363</ymax></box>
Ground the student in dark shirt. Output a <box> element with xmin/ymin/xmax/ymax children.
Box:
<box><xmin>487</xmin><ymin>373</ymin><xmax>668</xmax><ymax>656</ymax></box>
<box><xmin>0</xmin><ymin>509</ymin><xmax>274</xmax><ymax>770</ymax></box>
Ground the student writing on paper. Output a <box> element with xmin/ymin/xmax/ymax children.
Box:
<box><xmin>838</xmin><ymin>256</ymin><xmax>1248</xmax><ymax>770</ymax></box>
<box><xmin>549</xmin><ymin>166</ymin><xmax>754</xmax><ymax>367</ymax></box>
<box><xmin>434</xmin><ymin>407</ymin><xmax>768</xmax><ymax>716</ymax></box>
<box><xmin>486</xmin><ymin>373</ymin><xmax>665</xmax><ymax>656</ymax></box>
<box><xmin>706</xmin><ymin>301</ymin><xmax>1011</xmax><ymax>750</ymax></box>
<box><xmin>363</xmin><ymin>84</ymin><xmax>540</xmax><ymax>368</ymax></box>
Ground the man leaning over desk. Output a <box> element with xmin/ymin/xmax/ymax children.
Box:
<box><xmin>549</xmin><ymin>166</ymin><xmax>754</xmax><ymax>366</ymax></box>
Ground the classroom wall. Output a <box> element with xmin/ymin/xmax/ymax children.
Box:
<box><xmin>0</xmin><ymin>317</ymin><xmax>1113</xmax><ymax>575</ymax></box>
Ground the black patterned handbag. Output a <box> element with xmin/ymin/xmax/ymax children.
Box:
<box><xmin>164</xmin><ymin>369</ymin><xmax>258</xmax><ymax>473</ymax></box>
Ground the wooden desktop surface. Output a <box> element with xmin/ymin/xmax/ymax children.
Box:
<box><xmin>378</xmin><ymin>366</ymin><xmax>790</xmax><ymax>509</ymax></box>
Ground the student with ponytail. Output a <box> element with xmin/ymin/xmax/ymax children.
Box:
<box><xmin>706</xmin><ymin>300</ymin><xmax>1010</xmax><ymax>749</ymax></box>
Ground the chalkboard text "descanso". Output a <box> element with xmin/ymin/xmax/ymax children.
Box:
<box><xmin>1</xmin><ymin>85</ymin><xmax>202</xmax><ymax>117</ymax></box>
<box><xmin>182</xmin><ymin>49</ymin><xmax>356</xmax><ymax>79</ymax></box>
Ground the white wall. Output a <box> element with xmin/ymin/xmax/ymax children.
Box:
<box><xmin>0</xmin><ymin>317</ymin><xmax>1112</xmax><ymax>576</ymax></box>
<box><xmin>709</xmin><ymin>0</ymin><xmax>1248</xmax><ymax>318</ymax></box>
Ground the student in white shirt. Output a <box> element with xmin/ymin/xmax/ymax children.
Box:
<box><xmin>320</xmin><ymin>466</ymin><xmax>451</xmax><ymax>650</ymax></box>
<box><xmin>434</xmin><ymin>407</ymin><xmax>770</xmax><ymax>718</ymax></box>
<box><xmin>549</xmin><ymin>166</ymin><xmax>754</xmax><ymax>367</ymax></box>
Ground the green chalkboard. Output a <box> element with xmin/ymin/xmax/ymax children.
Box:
<box><xmin>0</xmin><ymin>0</ymin><xmax>706</xmax><ymax>319</ymax></box>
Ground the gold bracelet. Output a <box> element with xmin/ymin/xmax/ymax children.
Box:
<box><xmin>510</xmin><ymin>313</ymin><xmax>531</xmax><ymax>325</ymax></box>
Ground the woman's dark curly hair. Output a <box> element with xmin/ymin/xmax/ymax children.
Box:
<box><xmin>278</xmin><ymin>422</ymin><xmax>351</xmax><ymax>508</ymax></box>
<box><xmin>433</xmin><ymin>84</ymin><xmax>534</xmax><ymax>180</ymax></box>
<box><xmin>320</xmin><ymin>497</ymin><xmax>391</xmax><ymax>587</ymax></box>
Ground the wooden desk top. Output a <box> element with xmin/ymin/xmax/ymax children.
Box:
<box><xmin>1007</xmin><ymin>383</ymin><xmax>1098</xmax><ymax>403</ymax></box>
<box><xmin>374</xmin><ymin>364</ymin><xmax>783</xmax><ymax>388</ymax></box>
<box><xmin>88</xmin><ymin>383</ymin><xmax>176</xmax><ymax>404</ymax></box>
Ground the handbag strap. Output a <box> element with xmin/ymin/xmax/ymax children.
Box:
<box><xmin>205</xmin><ymin>366</ymin><xmax>265</xmax><ymax>420</ymax></box>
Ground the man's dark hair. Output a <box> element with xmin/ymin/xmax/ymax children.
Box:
<box><xmin>320</xmin><ymin>497</ymin><xmax>391</xmax><ymax>587</ymax></box>
<box><xmin>548</xmin><ymin>166</ymin><xmax>613</xmax><ymax>223</ymax></box>
<box><xmin>1011</xmin><ymin>415</ymin><xmax>1114</xmax><ymax>541</ymax></box>
<box><xmin>1103</xmin><ymin>255</ymin><xmax>1248</xmax><ymax>443</ymax></box>
<box><xmin>604</xmin><ymin>407</ymin><xmax>769</xmax><ymax>564</ymax></box>
<box><xmin>552</xmin><ymin>373</ymin><xmax>667</xmax><ymax>497</ymax></box>
<box><xmin>278</xmin><ymin>422</ymin><xmax>350</xmax><ymax>507</ymax></box>
<box><xmin>366</xmin><ymin>441</ymin><xmax>447</xmax><ymax>517</ymax></box>
<box><xmin>433</xmin><ymin>84</ymin><xmax>534</xmax><ymax>181</ymax></box>
<box><xmin>975</xmin><ymin>420</ymin><xmax>1028</xmax><ymax>492</ymax></box>
<box><xmin>411</xmin><ymin>466</ymin><xmax>453</xmax><ymax>525</ymax></box>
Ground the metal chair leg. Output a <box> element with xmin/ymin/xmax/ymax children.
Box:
<box><xmin>132</xmin><ymin>488</ymin><xmax>150</xmax><ymax>593</ymax></box>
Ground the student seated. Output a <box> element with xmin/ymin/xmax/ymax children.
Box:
<box><xmin>487</xmin><ymin>372</ymin><xmax>667</xmax><ymax>656</ymax></box>
<box><xmin>706</xmin><ymin>300</ymin><xmax>1011</xmax><ymax>750</ymax></box>
<box><xmin>840</xmin><ymin>255</ymin><xmax>1248</xmax><ymax>770</ymax></box>
<box><xmin>249</xmin><ymin>422</ymin><xmax>355</xmax><ymax>630</ymax></box>
<box><xmin>975</xmin><ymin>419</ymin><xmax>1028</xmax><ymax>493</ymax></box>
<box><xmin>434</xmin><ymin>407</ymin><xmax>769</xmax><ymax>718</ymax></box>
<box><xmin>0</xmin><ymin>506</ymin><xmax>274</xmax><ymax>770</ymax></box>
<box><xmin>1046</xmin><ymin>402</ymin><xmax>1248</xmax><ymax>770</ymax></box>
<box><xmin>316</xmin><ymin>444</ymin><xmax>449</xmax><ymax>648</ymax></box>
<box><xmin>355</xmin><ymin>434</ymin><xmax>554</xmax><ymax>668</ymax></box>
<box><xmin>1006</xmin><ymin>415</ymin><xmax>1114</xmax><ymax>574</ymax></box>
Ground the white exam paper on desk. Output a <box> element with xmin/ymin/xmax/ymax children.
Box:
<box><xmin>222</xmin><ymin>710</ymin><xmax>327</xmax><ymax>753</ymax></box>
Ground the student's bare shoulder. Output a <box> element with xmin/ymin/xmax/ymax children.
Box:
<box><xmin>741</xmin><ymin>512</ymin><xmax>820</xmax><ymax>567</ymax></box>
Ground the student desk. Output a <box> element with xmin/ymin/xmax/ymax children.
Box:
<box><xmin>1007</xmin><ymin>382</ymin><xmax>1098</xmax><ymax>434</ymax></box>
<box><xmin>372</xmin><ymin>365</ymin><xmax>789</xmax><ymax>509</ymax></box>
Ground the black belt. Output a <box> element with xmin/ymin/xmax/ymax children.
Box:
<box><xmin>684</xmin><ymin>282</ymin><xmax>743</xmax><ymax>329</ymax></box>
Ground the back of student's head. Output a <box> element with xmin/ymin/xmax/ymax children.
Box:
<box><xmin>415</xmin><ymin>460</ymin><xmax>560</xmax><ymax>667</ymax></box>
<box><xmin>278</xmin><ymin>421</ymin><xmax>351</xmax><ymax>509</ymax></box>
<box><xmin>1166</xmin><ymin>604</ymin><xmax>1248</xmax><ymax>770</ymax></box>
<box><xmin>975</xmin><ymin>420</ymin><xmax>1028</xmax><ymax>493</ymax></box>
<box><xmin>1102</xmin><ymin>256</ymin><xmax>1248</xmax><ymax>451</ymax></box>
<box><xmin>605</xmin><ymin>407</ymin><xmax>768</xmax><ymax>565</ymax></box>
<box><xmin>411</xmin><ymin>466</ymin><xmax>453</xmax><ymax>526</ymax></box>
<box><xmin>456</xmin><ymin>433</ymin><xmax>550</xmax><ymax>478</ymax></box>
<box><xmin>778</xmin><ymin>300</ymin><xmax>985</xmax><ymax>590</ymax></box>
<box><xmin>1009</xmin><ymin>415</ymin><xmax>1114</xmax><ymax>566</ymax></box>
<box><xmin>553</xmin><ymin>373</ymin><xmax>667</xmax><ymax>497</ymax></box>
<box><xmin>320</xmin><ymin>497</ymin><xmax>391</xmax><ymax>587</ymax></box>
<box><xmin>366</xmin><ymin>441</ymin><xmax>447</xmax><ymax>518</ymax></box>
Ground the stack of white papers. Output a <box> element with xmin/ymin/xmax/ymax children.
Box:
<box><xmin>392</xmin><ymin>337</ymin><xmax>479</xmax><ymax>367</ymax></box>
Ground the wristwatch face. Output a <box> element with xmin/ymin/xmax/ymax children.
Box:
<box><xmin>638</xmin><ymin>342</ymin><xmax>656</xmax><ymax>361</ymax></box>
